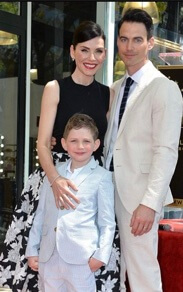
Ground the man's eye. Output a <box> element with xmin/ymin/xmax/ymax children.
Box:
<box><xmin>120</xmin><ymin>38</ymin><xmax>127</xmax><ymax>43</ymax></box>
<box><xmin>135</xmin><ymin>38</ymin><xmax>143</xmax><ymax>43</ymax></box>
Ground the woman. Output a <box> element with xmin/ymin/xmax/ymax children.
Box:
<box><xmin>0</xmin><ymin>21</ymin><xmax>120</xmax><ymax>291</ymax></box>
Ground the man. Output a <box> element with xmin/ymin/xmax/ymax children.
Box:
<box><xmin>104</xmin><ymin>8</ymin><xmax>183</xmax><ymax>292</ymax></box>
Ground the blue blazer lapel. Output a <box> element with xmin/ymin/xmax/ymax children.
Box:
<box><xmin>73</xmin><ymin>157</ymin><xmax>98</xmax><ymax>187</ymax></box>
<box><xmin>56</xmin><ymin>156</ymin><xmax>98</xmax><ymax>187</ymax></box>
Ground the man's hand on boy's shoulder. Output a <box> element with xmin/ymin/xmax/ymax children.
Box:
<box><xmin>88</xmin><ymin>257</ymin><xmax>104</xmax><ymax>272</ymax></box>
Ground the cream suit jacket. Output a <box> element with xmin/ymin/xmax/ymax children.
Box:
<box><xmin>26</xmin><ymin>157</ymin><xmax>115</xmax><ymax>265</ymax></box>
<box><xmin>104</xmin><ymin>61</ymin><xmax>183</xmax><ymax>214</ymax></box>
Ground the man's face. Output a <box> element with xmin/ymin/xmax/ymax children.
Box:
<box><xmin>117</xmin><ymin>21</ymin><xmax>154</xmax><ymax>75</ymax></box>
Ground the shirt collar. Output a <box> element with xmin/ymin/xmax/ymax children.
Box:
<box><xmin>127</xmin><ymin>60</ymin><xmax>151</xmax><ymax>85</ymax></box>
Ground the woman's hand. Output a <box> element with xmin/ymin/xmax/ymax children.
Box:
<box><xmin>51</xmin><ymin>176</ymin><xmax>80</xmax><ymax>209</ymax></box>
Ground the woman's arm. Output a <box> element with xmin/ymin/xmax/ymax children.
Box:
<box><xmin>37</xmin><ymin>80</ymin><xmax>79</xmax><ymax>209</ymax></box>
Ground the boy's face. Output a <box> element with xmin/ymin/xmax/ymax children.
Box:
<box><xmin>61</xmin><ymin>127</ymin><xmax>100</xmax><ymax>168</ymax></box>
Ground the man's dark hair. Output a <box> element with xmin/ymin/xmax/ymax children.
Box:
<box><xmin>118</xmin><ymin>8</ymin><xmax>153</xmax><ymax>40</ymax></box>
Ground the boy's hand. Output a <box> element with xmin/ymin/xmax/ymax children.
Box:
<box><xmin>88</xmin><ymin>257</ymin><xmax>104</xmax><ymax>272</ymax></box>
<box><xmin>27</xmin><ymin>256</ymin><xmax>39</xmax><ymax>271</ymax></box>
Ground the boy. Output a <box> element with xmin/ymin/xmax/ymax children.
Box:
<box><xmin>25</xmin><ymin>113</ymin><xmax>115</xmax><ymax>292</ymax></box>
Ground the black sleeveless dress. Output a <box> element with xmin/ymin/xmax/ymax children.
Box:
<box><xmin>0</xmin><ymin>77</ymin><xmax>120</xmax><ymax>292</ymax></box>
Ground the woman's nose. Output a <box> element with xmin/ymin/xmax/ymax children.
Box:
<box><xmin>88</xmin><ymin>52</ymin><xmax>96</xmax><ymax>60</ymax></box>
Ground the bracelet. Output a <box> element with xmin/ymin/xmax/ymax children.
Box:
<box><xmin>50</xmin><ymin>175</ymin><xmax>60</xmax><ymax>187</ymax></box>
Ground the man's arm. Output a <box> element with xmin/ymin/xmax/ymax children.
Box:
<box><xmin>131</xmin><ymin>79</ymin><xmax>183</xmax><ymax>236</ymax></box>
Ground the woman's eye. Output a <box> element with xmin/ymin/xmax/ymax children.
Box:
<box><xmin>96</xmin><ymin>49</ymin><xmax>104</xmax><ymax>54</ymax></box>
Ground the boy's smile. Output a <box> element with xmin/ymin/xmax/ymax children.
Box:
<box><xmin>61</xmin><ymin>127</ymin><xmax>100</xmax><ymax>170</ymax></box>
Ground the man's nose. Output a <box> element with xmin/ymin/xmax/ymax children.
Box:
<box><xmin>126</xmin><ymin>41</ymin><xmax>133</xmax><ymax>50</ymax></box>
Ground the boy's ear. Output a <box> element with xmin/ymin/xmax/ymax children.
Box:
<box><xmin>93</xmin><ymin>139</ymin><xmax>100</xmax><ymax>152</ymax></box>
<box><xmin>61</xmin><ymin>138</ymin><xmax>67</xmax><ymax>151</ymax></box>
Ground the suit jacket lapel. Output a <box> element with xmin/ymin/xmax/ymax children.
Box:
<box><xmin>56</xmin><ymin>157</ymin><xmax>98</xmax><ymax>188</ymax></box>
<box><xmin>73</xmin><ymin>157</ymin><xmax>98</xmax><ymax>187</ymax></box>
<box><xmin>117</xmin><ymin>63</ymin><xmax>161</xmax><ymax>137</ymax></box>
<box><xmin>117</xmin><ymin>83</ymin><xmax>144</xmax><ymax>137</ymax></box>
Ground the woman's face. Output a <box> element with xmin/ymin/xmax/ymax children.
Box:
<box><xmin>70</xmin><ymin>36</ymin><xmax>106</xmax><ymax>77</ymax></box>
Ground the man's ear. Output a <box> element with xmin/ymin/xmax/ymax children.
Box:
<box><xmin>148</xmin><ymin>37</ymin><xmax>154</xmax><ymax>51</ymax></box>
<box><xmin>61</xmin><ymin>138</ymin><xmax>67</xmax><ymax>151</ymax></box>
<box><xmin>93</xmin><ymin>139</ymin><xmax>100</xmax><ymax>152</ymax></box>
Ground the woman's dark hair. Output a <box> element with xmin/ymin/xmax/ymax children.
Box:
<box><xmin>71</xmin><ymin>21</ymin><xmax>106</xmax><ymax>73</ymax></box>
<box><xmin>118</xmin><ymin>8</ymin><xmax>153</xmax><ymax>40</ymax></box>
<box><xmin>72</xmin><ymin>20</ymin><xmax>106</xmax><ymax>49</ymax></box>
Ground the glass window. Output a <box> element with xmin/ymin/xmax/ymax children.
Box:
<box><xmin>114</xmin><ymin>1</ymin><xmax>183</xmax><ymax>81</ymax></box>
<box><xmin>29</xmin><ymin>2</ymin><xmax>97</xmax><ymax>173</ymax></box>
<box><xmin>0</xmin><ymin>2</ymin><xmax>20</xmax><ymax>15</ymax></box>
<box><xmin>0</xmin><ymin>30</ymin><xmax>19</xmax><ymax>249</ymax></box>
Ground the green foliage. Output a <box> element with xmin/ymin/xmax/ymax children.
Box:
<box><xmin>0</xmin><ymin>2</ymin><xmax>19</xmax><ymax>14</ymax></box>
<box><xmin>156</xmin><ymin>2</ymin><xmax>167</xmax><ymax>14</ymax></box>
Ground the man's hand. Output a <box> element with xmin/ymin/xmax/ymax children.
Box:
<box><xmin>27</xmin><ymin>256</ymin><xmax>39</xmax><ymax>271</ymax></box>
<box><xmin>130</xmin><ymin>204</ymin><xmax>155</xmax><ymax>236</ymax></box>
<box><xmin>51</xmin><ymin>176</ymin><xmax>80</xmax><ymax>209</ymax></box>
<box><xmin>88</xmin><ymin>257</ymin><xmax>104</xmax><ymax>272</ymax></box>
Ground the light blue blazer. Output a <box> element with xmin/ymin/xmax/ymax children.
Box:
<box><xmin>26</xmin><ymin>157</ymin><xmax>115</xmax><ymax>265</ymax></box>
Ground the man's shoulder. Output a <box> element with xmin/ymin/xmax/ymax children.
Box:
<box><xmin>111</xmin><ymin>77</ymin><xmax>123</xmax><ymax>89</ymax></box>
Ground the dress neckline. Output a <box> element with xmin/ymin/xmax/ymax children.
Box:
<box><xmin>70</xmin><ymin>75</ymin><xmax>95</xmax><ymax>87</ymax></box>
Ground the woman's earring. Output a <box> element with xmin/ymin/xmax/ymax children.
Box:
<box><xmin>72</xmin><ymin>58</ymin><xmax>75</xmax><ymax>61</ymax></box>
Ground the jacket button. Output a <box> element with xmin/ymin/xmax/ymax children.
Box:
<box><xmin>54</xmin><ymin>227</ymin><xmax>57</xmax><ymax>232</ymax></box>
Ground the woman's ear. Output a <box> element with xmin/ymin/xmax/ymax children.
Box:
<box><xmin>61</xmin><ymin>138</ymin><xmax>67</xmax><ymax>151</ymax></box>
<box><xmin>70</xmin><ymin>45</ymin><xmax>75</xmax><ymax>60</ymax></box>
